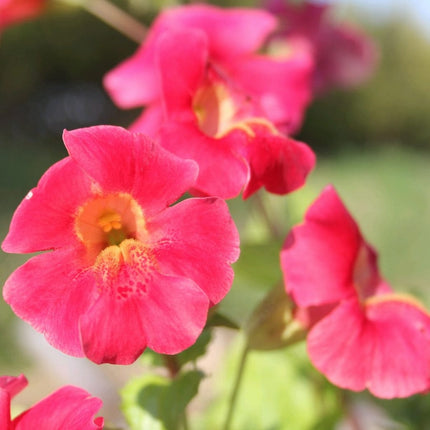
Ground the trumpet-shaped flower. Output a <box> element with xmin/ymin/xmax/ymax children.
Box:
<box><xmin>281</xmin><ymin>186</ymin><xmax>430</xmax><ymax>398</ymax></box>
<box><xmin>104</xmin><ymin>3</ymin><xmax>313</xmax><ymax>134</ymax></box>
<box><xmin>0</xmin><ymin>374</ymin><xmax>103</xmax><ymax>429</ymax></box>
<box><xmin>265</xmin><ymin>0</ymin><xmax>377</xmax><ymax>93</ymax></box>
<box><xmin>0</xmin><ymin>0</ymin><xmax>45</xmax><ymax>30</ymax></box>
<box><xmin>148</xmin><ymin>28</ymin><xmax>315</xmax><ymax>199</ymax></box>
<box><xmin>2</xmin><ymin>125</ymin><xmax>239</xmax><ymax>364</ymax></box>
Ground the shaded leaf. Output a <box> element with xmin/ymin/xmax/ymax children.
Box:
<box><xmin>121</xmin><ymin>370</ymin><xmax>204</xmax><ymax>430</ymax></box>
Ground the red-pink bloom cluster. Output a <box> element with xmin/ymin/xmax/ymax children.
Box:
<box><xmin>265</xmin><ymin>0</ymin><xmax>378</xmax><ymax>94</ymax></box>
<box><xmin>104</xmin><ymin>4</ymin><xmax>316</xmax><ymax>199</ymax></box>
<box><xmin>281</xmin><ymin>186</ymin><xmax>430</xmax><ymax>398</ymax></box>
<box><xmin>0</xmin><ymin>0</ymin><xmax>45</xmax><ymax>30</ymax></box>
<box><xmin>2</xmin><ymin>125</ymin><xmax>239</xmax><ymax>364</ymax></box>
<box><xmin>0</xmin><ymin>374</ymin><xmax>103</xmax><ymax>429</ymax></box>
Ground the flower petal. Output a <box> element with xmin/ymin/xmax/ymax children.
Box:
<box><xmin>103</xmin><ymin>37</ymin><xmax>160</xmax><ymax>108</ymax></box>
<box><xmin>129</xmin><ymin>104</ymin><xmax>164</xmax><ymax>137</ymax></box>
<box><xmin>0</xmin><ymin>375</ymin><xmax>26</xmax><ymax>430</ymax></box>
<box><xmin>157</xmin><ymin>28</ymin><xmax>208</xmax><ymax>115</ymax></box>
<box><xmin>139</xmin><ymin>273</ymin><xmax>209</xmax><ymax>354</ymax></box>
<box><xmin>12</xmin><ymin>386</ymin><xmax>103</xmax><ymax>430</ymax></box>
<box><xmin>242</xmin><ymin>128</ymin><xmax>316</xmax><ymax>199</ymax></box>
<box><xmin>79</xmin><ymin>293</ymin><xmax>148</xmax><ymax>365</ymax></box>
<box><xmin>0</xmin><ymin>374</ymin><xmax>28</xmax><ymax>398</ymax></box>
<box><xmin>104</xmin><ymin>4</ymin><xmax>277</xmax><ymax>109</ymax></box>
<box><xmin>2</xmin><ymin>157</ymin><xmax>92</xmax><ymax>254</ymax></box>
<box><xmin>313</xmin><ymin>23</ymin><xmax>378</xmax><ymax>93</ymax></box>
<box><xmin>160</xmin><ymin>124</ymin><xmax>249</xmax><ymax>199</ymax></box>
<box><xmin>281</xmin><ymin>186</ymin><xmax>364</xmax><ymax>306</ymax></box>
<box><xmin>159</xmin><ymin>5</ymin><xmax>277</xmax><ymax>62</ymax></box>
<box><xmin>3</xmin><ymin>248</ymin><xmax>95</xmax><ymax>357</ymax></box>
<box><xmin>0</xmin><ymin>389</ymin><xmax>10</xmax><ymax>430</ymax></box>
<box><xmin>226</xmin><ymin>50</ymin><xmax>314</xmax><ymax>133</ymax></box>
<box><xmin>307</xmin><ymin>299</ymin><xmax>374</xmax><ymax>393</ymax></box>
<box><xmin>63</xmin><ymin>126</ymin><xmax>198</xmax><ymax>216</ymax></box>
<box><xmin>148</xmin><ymin>197</ymin><xmax>240</xmax><ymax>304</ymax></box>
<box><xmin>365</xmin><ymin>295</ymin><xmax>430</xmax><ymax>398</ymax></box>
<box><xmin>308</xmin><ymin>297</ymin><xmax>430</xmax><ymax>398</ymax></box>
<box><xmin>80</xmin><ymin>239</ymin><xmax>210</xmax><ymax>362</ymax></box>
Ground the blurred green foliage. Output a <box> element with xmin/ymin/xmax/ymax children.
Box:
<box><xmin>298</xmin><ymin>17</ymin><xmax>430</xmax><ymax>153</ymax></box>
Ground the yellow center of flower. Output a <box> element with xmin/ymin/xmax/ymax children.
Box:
<box><xmin>193</xmin><ymin>83</ymin><xmax>237</xmax><ymax>138</ymax></box>
<box><xmin>75</xmin><ymin>192</ymin><xmax>146</xmax><ymax>261</ymax></box>
<box><xmin>265</xmin><ymin>38</ymin><xmax>293</xmax><ymax>60</ymax></box>
<box><xmin>193</xmin><ymin>82</ymin><xmax>280</xmax><ymax>139</ymax></box>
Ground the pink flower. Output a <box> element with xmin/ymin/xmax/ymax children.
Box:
<box><xmin>265</xmin><ymin>0</ymin><xmax>377</xmax><ymax>93</ymax></box>
<box><xmin>0</xmin><ymin>374</ymin><xmax>103</xmax><ymax>429</ymax></box>
<box><xmin>134</xmin><ymin>28</ymin><xmax>315</xmax><ymax>199</ymax></box>
<box><xmin>280</xmin><ymin>186</ymin><xmax>430</xmax><ymax>398</ymax></box>
<box><xmin>2</xmin><ymin>125</ymin><xmax>240</xmax><ymax>364</ymax></box>
<box><xmin>104</xmin><ymin>3</ymin><xmax>313</xmax><ymax>134</ymax></box>
<box><xmin>0</xmin><ymin>0</ymin><xmax>45</xmax><ymax>30</ymax></box>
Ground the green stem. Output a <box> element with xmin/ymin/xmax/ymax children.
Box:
<box><xmin>182</xmin><ymin>412</ymin><xmax>190</xmax><ymax>430</ymax></box>
<box><xmin>162</xmin><ymin>354</ymin><xmax>180</xmax><ymax>379</ymax></box>
<box><xmin>253</xmin><ymin>192</ymin><xmax>283</xmax><ymax>240</ymax></box>
<box><xmin>223</xmin><ymin>343</ymin><xmax>250</xmax><ymax>430</ymax></box>
<box><xmin>77</xmin><ymin>0</ymin><xmax>147</xmax><ymax>43</ymax></box>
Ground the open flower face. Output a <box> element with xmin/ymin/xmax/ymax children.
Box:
<box><xmin>0</xmin><ymin>374</ymin><xmax>103</xmax><ymax>429</ymax></box>
<box><xmin>104</xmin><ymin>4</ymin><xmax>277</xmax><ymax>109</ymax></box>
<box><xmin>281</xmin><ymin>186</ymin><xmax>430</xmax><ymax>398</ymax></box>
<box><xmin>156</xmin><ymin>28</ymin><xmax>315</xmax><ymax>199</ymax></box>
<box><xmin>104</xmin><ymin>3</ymin><xmax>313</xmax><ymax>134</ymax></box>
<box><xmin>2</xmin><ymin>126</ymin><xmax>240</xmax><ymax>364</ymax></box>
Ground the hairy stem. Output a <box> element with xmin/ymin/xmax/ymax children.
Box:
<box><xmin>80</xmin><ymin>0</ymin><xmax>147</xmax><ymax>43</ymax></box>
<box><xmin>223</xmin><ymin>343</ymin><xmax>250</xmax><ymax>430</ymax></box>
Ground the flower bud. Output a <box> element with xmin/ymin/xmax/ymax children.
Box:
<box><xmin>245</xmin><ymin>284</ymin><xmax>307</xmax><ymax>351</ymax></box>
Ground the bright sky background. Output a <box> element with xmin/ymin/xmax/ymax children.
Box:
<box><xmin>333</xmin><ymin>0</ymin><xmax>430</xmax><ymax>36</ymax></box>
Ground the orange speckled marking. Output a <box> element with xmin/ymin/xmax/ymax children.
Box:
<box><xmin>93</xmin><ymin>239</ymin><xmax>158</xmax><ymax>300</ymax></box>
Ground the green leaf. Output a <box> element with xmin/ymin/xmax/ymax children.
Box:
<box><xmin>141</xmin><ymin>330</ymin><xmax>213</xmax><ymax>370</ymax></box>
<box><xmin>175</xmin><ymin>329</ymin><xmax>212</xmax><ymax>367</ymax></box>
<box><xmin>207</xmin><ymin>312</ymin><xmax>240</xmax><ymax>330</ymax></box>
<box><xmin>121</xmin><ymin>370</ymin><xmax>204</xmax><ymax>430</ymax></box>
<box><xmin>219</xmin><ymin>241</ymin><xmax>283</xmax><ymax>326</ymax></box>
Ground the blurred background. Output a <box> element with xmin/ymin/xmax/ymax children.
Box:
<box><xmin>1</xmin><ymin>0</ymin><xmax>430</xmax><ymax>428</ymax></box>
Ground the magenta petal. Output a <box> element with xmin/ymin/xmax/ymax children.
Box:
<box><xmin>227</xmin><ymin>51</ymin><xmax>313</xmax><ymax>133</ymax></box>
<box><xmin>364</xmin><ymin>297</ymin><xmax>430</xmax><ymax>398</ymax></box>
<box><xmin>63</xmin><ymin>126</ymin><xmax>198</xmax><ymax>216</ymax></box>
<box><xmin>242</xmin><ymin>130</ymin><xmax>316</xmax><ymax>199</ymax></box>
<box><xmin>129</xmin><ymin>104</ymin><xmax>164</xmax><ymax>137</ymax></box>
<box><xmin>0</xmin><ymin>375</ymin><xmax>27</xmax><ymax>398</ymax></box>
<box><xmin>103</xmin><ymin>41</ymin><xmax>160</xmax><ymax>108</ymax></box>
<box><xmin>2</xmin><ymin>157</ymin><xmax>92</xmax><ymax>254</ymax></box>
<box><xmin>313</xmin><ymin>24</ymin><xmax>378</xmax><ymax>93</ymax></box>
<box><xmin>160</xmin><ymin>124</ymin><xmax>249</xmax><ymax>199</ymax></box>
<box><xmin>160</xmin><ymin>5</ymin><xmax>277</xmax><ymax>61</ymax></box>
<box><xmin>0</xmin><ymin>390</ymin><xmax>10</xmax><ymax>430</ymax></box>
<box><xmin>3</xmin><ymin>248</ymin><xmax>95</xmax><ymax>357</ymax></box>
<box><xmin>307</xmin><ymin>299</ymin><xmax>374</xmax><ymax>393</ymax></box>
<box><xmin>80</xmin><ymin>271</ymin><xmax>209</xmax><ymax>362</ymax></box>
<box><xmin>281</xmin><ymin>186</ymin><xmax>362</xmax><ymax>306</ymax></box>
<box><xmin>157</xmin><ymin>28</ymin><xmax>208</xmax><ymax>114</ymax></box>
<box><xmin>0</xmin><ymin>375</ymin><xmax>28</xmax><ymax>429</ymax></box>
<box><xmin>308</xmin><ymin>297</ymin><xmax>430</xmax><ymax>398</ymax></box>
<box><xmin>12</xmin><ymin>386</ymin><xmax>103</xmax><ymax>430</ymax></box>
<box><xmin>79</xmin><ymin>294</ymin><xmax>148</xmax><ymax>365</ymax></box>
<box><xmin>148</xmin><ymin>197</ymin><xmax>240</xmax><ymax>304</ymax></box>
<box><xmin>139</xmin><ymin>273</ymin><xmax>209</xmax><ymax>354</ymax></box>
